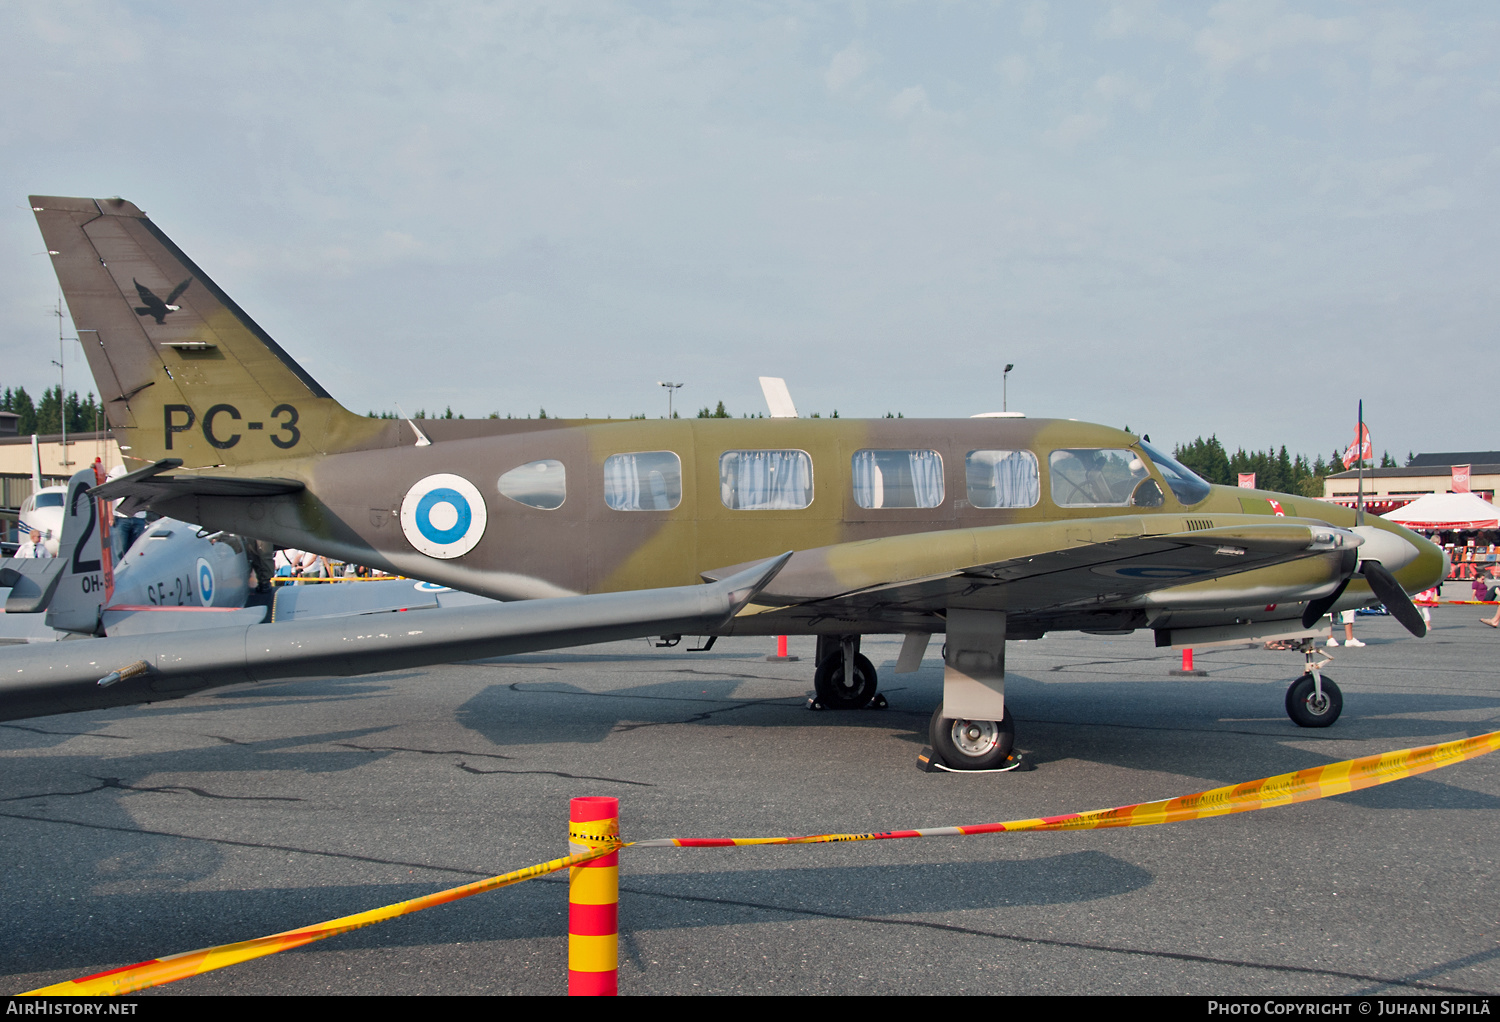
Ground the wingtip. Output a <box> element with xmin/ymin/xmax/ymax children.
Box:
<box><xmin>719</xmin><ymin>551</ymin><xmax>794</xmax><ymax>612</ymax></box>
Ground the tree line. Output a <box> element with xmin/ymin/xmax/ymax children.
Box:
<box><xmin>0</xmin><ymin>387</ymin><xmax>103</xmax><ymax>436</ymax></box>
<box><xmin>1171</xmin><ymin>435</ymin><xmax>1399</xmax><ymax>499</ymax></box>
<box><xmin>365</xmin><ymin>401</ymin><xmax>895</xmax><ymax>420</ymax></box>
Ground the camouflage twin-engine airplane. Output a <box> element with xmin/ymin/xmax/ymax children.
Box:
<box><xmin>18</xmin><ymin>195</ymin><xmax>1445</xmax><ymax>769</ymax></box>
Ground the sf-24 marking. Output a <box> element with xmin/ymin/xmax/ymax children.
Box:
<box><xmin>164</xmin><ymin>403</ymin><xmax>300</xmax><ymax>451</ymax></box>
<box><xmin>145</xmin><ymin>574</ymin><xmax>194</xmax><ymax>606</ymax></box>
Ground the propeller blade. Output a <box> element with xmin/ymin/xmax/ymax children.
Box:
<box><xmin>1302</xmin><ymin>577</ymin><xmax>1351</xmax><ymax>628</ymax></box>
<box><xmin>1360</xmin><ymin>560</ymin><xmax>1427</xmax><ymax>638</ymax></box>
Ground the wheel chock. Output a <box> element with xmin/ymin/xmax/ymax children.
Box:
<box><xmin>806</xmin><ymin>697</ymin><xmax>825</xmax><ymax>710</ymax></box>
<box><xmin>868</xmin><ymin>694</ymin><xmax>888</xmax><ymax>710</ymax></box>
<box><xmin>918</xmin><ymin>747</ymin><xmax>1029</xmax><ymax>773</ymax></box>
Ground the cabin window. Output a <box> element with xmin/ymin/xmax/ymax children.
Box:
<box><xmin>965</xmin><ymin>450</ymin><xmax>1039</xmax><ymax>508</ymax></box>
<box><xmin>34</xmin><ymin>493</ymin><xmax>63</xmax><ymax>508</ymax></box>
<box><xmin>497</xmin><ymin>459</ymin><xmax>566</xmax><ymax>510</ymax></box>
<box><xmin>852</xmin><ymin>449</ymin><xmax>944</xmax><ymax>509</ymax></box>
<box><xmin>720</xmin><ymin>450</ymin><xmax>813</xmax><ymax>510</ymax></box>
<box><xmin>1049</xmin><ymin>448</ymin><xmax>1149</xmax><ymax>507</ymax></box>
<box><xmin>604</xmin><ymin>451</ymin><xmax>682</xmax><ymax>511</ymax></box>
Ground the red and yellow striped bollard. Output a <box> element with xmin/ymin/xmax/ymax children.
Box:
<box><xmin>568</xmin><ymin>796</ymin><xmax>619</xmax><ymax>996</ymax></box>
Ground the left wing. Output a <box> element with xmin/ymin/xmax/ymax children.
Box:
<box><xmin>0</xmin><ymin>553</ymin><xmax>790</xmax><ymax>722</ymax></box>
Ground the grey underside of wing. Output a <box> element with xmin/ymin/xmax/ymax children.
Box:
<box><xmin>0</xmin><ymin>553</ymin><xmax>790</xmax><ymax>722</ymax></box>
<box><xmin>782</xmin><ymin>533</ymin><xmax>1323</xmax><ymax>617</ymax></box>
<box><xmin>269</xmin><ymin>580</ymin><xmax>498</xmax><ymax>622</ymax></box>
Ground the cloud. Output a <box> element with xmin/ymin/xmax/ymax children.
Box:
<box><xmin>996</xmin><ymin>54</ymin><xmax>1031</xmax><ymax>87</ymax></box>
<box><xmin>1094</xmin><ymin>74</ymin><xmax>1154</xmax><ymax>110</ymax></box>
<box><xmin>888</xmin><ymin>85</ymin><xmax>929</xmax><ymax>120</ymax></box>
<box><xmin>1194</xmin><ymin>1</ymin><xmax>1362</xmax><ymax>74</ymax></box>
<box><xmin>1021</xmin><ymin>2</ymin><xmax>1048</xmax><ymax>38</ymax></box>
<box><xmin>825</xmin><ymin>40</ymin><xmax>874</xmax><ymax>93</ymax></box>
<box><xmin>1044</xmin><ymin>112</ymin><xmax>1106</xmax><ymax>147</ymax></box>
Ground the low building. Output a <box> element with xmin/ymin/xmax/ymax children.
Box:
<box><xmin>0</xmin><ymin>431</ymin><xmax>124</xmax><ymax>509</ymax></box>
<box><xmin>1322</xmin><ymin>451</ymin><xmax>1500</xmax><ymax>514</ymax></box>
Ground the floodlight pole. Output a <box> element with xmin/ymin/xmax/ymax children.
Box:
<box><xmin>1003</xmin><ymin>364</ymin><xmax>1014</xmax><ymax>413</ymax></box>
<box><xmin>658</xmin><ymin>381</ymin><xmax>682</xmax><ymax>419</ymax></box>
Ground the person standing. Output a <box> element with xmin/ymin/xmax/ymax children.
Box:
<box><xmin>246</xmin><ymin>538</ymin><xmax>276</xmax><ymax>594</ymax></box>
<box><xmin>15</xmin><ymin>528</ymin><xmax>49</xmax><ymax>558</ymax></box>
<box><xmin>1327</xmin><ymin>609</ymin><xmax>1364</xmax><ymax>647</ymax></box>
<box><xmin>1480</xmin><ymin>569</ymin><xmax>1500</xmax><ymax>627</ymax></box>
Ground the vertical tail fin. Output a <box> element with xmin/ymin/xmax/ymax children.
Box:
<box><xmin>43</xmin><ymin>464</ymin><xmax>113</xmax><ymax>633</ymax></box>
<box><xmin>30</xmin><ymin>196</ymin><xmax>388</xmax><ymax>469</ymax></box>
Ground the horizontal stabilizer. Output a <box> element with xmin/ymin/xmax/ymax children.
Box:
<box><xmin>0</xmin><ymin>559</ymin><xmax>65</xmax><ymax>613</ymax></box>
<box><xmin>91</xmin><ymin>458</ymin><xmax>303</xmax><ymax>515</ymax></box>
<box><xmin>103</xmin><ymin>605</ymin><xmax>269</xmax><ymax>637</ymax></box>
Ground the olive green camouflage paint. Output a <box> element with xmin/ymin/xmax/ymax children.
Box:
<box><xmin>32</xmin><ymin>196</ymin><xmax>1444</xmax><ymax>639</ymax></box>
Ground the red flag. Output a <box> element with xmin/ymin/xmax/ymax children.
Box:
<box><xmin>1453</xmin><ymin>465</ymin><xmax>1472</xmax><ymax>493</ymax></box>
<box><xmin>1341</xmin><ymin>424</ymin><xmax>1371</xmax><ymax>468</ymax></box>
<box><xmin>1237</xmin><ymin>473</ymin><xmax>1256</xmax><ymax>489</ymax></box>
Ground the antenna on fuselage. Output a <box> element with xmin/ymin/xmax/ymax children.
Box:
<box><xmin>395</xmin><ymin>403</ymin><xmax>432</xmax><ymax>447</ymax></box>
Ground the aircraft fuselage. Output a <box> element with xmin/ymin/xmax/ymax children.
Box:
<box><xmin>147</xmin><ymin>415</ymin><xmax>1443</xmax><ymax>638</ymax></box>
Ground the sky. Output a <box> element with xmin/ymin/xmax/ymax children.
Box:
<box><xmin>1</xmin><ymin>1</ymin><xmax>1496</xmax><ymax>460</ymax></box>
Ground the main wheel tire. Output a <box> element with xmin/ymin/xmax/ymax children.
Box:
<box><xmin>814</xmin><ymin>652</ymin><xmax>877</xmax><ymax>709</ymax></box>
<box><xmin>1285</xmin><ymin>673</ymin><xmax>1342</xmax><ymax>728</ymax></box>
<box><xmin>929</xmin><ymin>706</ymin><xmax>1016</xmax><ymax>770</ymax></box>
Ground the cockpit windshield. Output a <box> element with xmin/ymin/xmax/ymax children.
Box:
<box><xmin>1138</xmin><ymin>440</ymin><xmax>1212</xmax><ymax>506</ymax></box>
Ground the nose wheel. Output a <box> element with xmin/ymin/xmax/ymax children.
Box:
<box><xmin>1286</xmin><ymin>672</ymin><xmax>1342</xmax><ymax>727</ymax></box>
<box><xmin>1283</xmin><ymin>640</ymin><xmax>1342</xmax><ymax>727</ymax></box>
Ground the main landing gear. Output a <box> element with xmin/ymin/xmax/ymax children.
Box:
<box><xmin>1285</xmin><ymin>639</ymin><xmax>1342</xmax><ymax>728</ymax></box>
<box><xmin>809</xmin><ymin>635</ymin><xmax>885</xmax><ymax>710</ymax></box>
<box><xmin>927</xmin><ymin>707</ymin><xmax>1016</xmax><ymax>770</ymax></box>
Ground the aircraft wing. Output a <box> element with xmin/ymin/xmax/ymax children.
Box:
<box><xmin>0</xmin><ymin>553</ymin><xmax>790</xmax><ymax>722</ymax></box>
<box><xmin>704</xmin><ymin>514</ymin><xmax>1357</xmax><ymax>624</ymax></box>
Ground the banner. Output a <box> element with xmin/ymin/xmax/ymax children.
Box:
<box><xmin>1453</xmin><ymin>465</ymin><xmax>1472</xmax><ymax>493</ymax></box>
<box><xmin>1238</xmin><ymin>473</ymin><xmax>1256</xmax><ymax>489</ymax></box>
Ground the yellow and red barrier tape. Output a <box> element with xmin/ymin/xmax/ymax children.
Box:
<box><xmin>22</xmin><ymin>728</ymin><xmax>1500</xmax><ymax>996</ymax></box>
<box><xmin>22</xmin><ymin>844</ymin><xmax>618</xmax><ymax>997</ymax></box>
<box><xmin>635</xmin><ymin>728</ymin><xmax>1500</xmax><ymax>846</ymax></box>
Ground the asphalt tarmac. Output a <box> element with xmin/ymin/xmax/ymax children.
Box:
<box><xmin>3</xmin><ymin>612</ymin><xmax>1499</xmax><ymax>996</ymax></box>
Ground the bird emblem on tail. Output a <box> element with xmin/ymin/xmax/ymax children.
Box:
<box><xmin>133</xmin><ymin>277</ymin><xmax>192</xmax><ymax>324</ymax></box>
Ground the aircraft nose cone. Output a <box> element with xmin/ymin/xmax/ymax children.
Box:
<box><xmin>1351</xmin><ymin>525</ymin><xmax>1419</xmax><ymax>572</ymax></box>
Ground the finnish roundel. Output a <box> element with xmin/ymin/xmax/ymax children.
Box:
<box><xmin>196</xmin><ymin>557</ymin><xmax>215</xmax><ymax>606</ymax></box>
<box><xmin>400</xmin><ymin>473</ymin><xmax>488</xmax><ymax>559</ymax></box>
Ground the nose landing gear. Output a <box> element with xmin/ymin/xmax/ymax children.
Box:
<box><xmin>1286</xmin><ymin>639</ymin><xmax>1342</xmax><ymax>727</ymax></box>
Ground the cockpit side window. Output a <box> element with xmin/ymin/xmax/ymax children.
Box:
<box><xmin>1138</xmin><ymin>440</ymin><xmax>1213</xmax><ymax>506</ymax></box>
<box><xmin>604</xmin><ymin>452</ymin><xmax>681</xmax><ymax>511</ymax></box>
<box><xmin>1049</xmin><ymin>449</ymin><xmax>1149</xmax><ymax>507</ymax></box>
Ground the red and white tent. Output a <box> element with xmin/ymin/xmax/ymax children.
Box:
<box><xmin>1382</xmin><ymin>492</ymin><xmax>1500</xmax><ymax>531</ymax></box>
